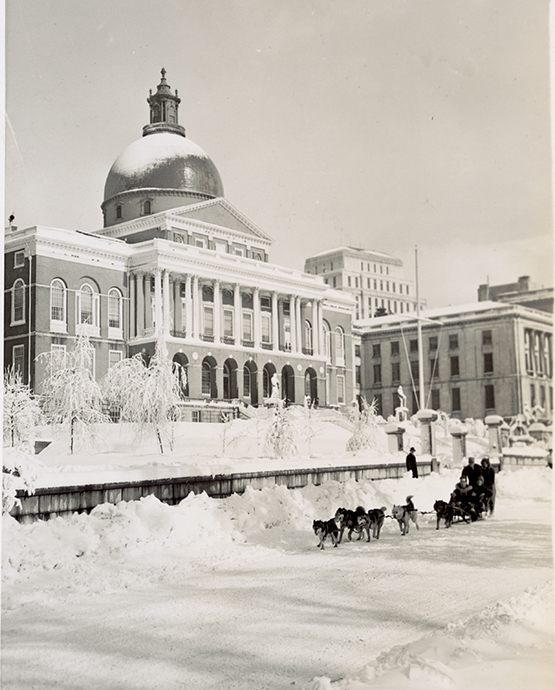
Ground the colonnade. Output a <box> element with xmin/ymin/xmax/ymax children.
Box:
<box><xmin>129</xmin><ymin>269</ymin><xmax>326</xmax><ymax>356</ymax></box>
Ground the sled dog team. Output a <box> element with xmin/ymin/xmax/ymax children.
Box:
<box><xmin>313</xmin><ymin>496</ymin><xmax>419</xmax><ymax>550</ymax></box>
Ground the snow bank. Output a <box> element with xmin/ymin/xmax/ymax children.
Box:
<box><xmin>312</xmin><ymin>580</ymin><xmax>554</xmax><ymax>690</ymax></box>
<box><xmin>3</xmin><ymin>467</ymin><xmax>551</xmax><ymax>585</ymax></box>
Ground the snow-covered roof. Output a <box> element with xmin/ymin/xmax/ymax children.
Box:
<box><xmin>306</xmin><ymin>246</ymin><xmax>399</xmax><ymax>261</ymax></box>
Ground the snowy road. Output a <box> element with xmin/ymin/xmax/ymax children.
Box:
<box><xmin>2</xmin><ymin>471</ymin><xmax>553</xmax><ymax>690</ymax></box>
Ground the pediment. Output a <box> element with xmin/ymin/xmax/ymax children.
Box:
<box><xmin>169</xmin><ymin>198</ymin><xmax>273</xmax><ymax>244</ymax></box>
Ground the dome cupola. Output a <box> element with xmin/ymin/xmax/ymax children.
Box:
<box><xmin>102</xmin><ymin>69</ymin><xmax>224</xmax><ymax>227</ymax></box>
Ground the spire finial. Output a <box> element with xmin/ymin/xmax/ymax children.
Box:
<box><xmin>160</xmin><ymin>67</ymin><xmax>166</xmax><ymax>81</ymax></box>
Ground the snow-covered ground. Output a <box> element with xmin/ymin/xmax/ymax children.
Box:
<box><xmin>2</xmin><ymin>447</ymin><xmax>553</xmax><ymax>690</ymax></box>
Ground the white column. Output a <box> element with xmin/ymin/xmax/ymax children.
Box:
<box><xmin>289</xmin><ymin>296</ymin><xmax>296</xmax><ymax>353</ymax></box>
<box><xmin>253</xmin><ymin>287</ymin><xmax>261</xmax><ymax>347</ymax></box>
<box><xmin>136</xmin><ymin>273</ymin><xmax>145</xmax><ymax>336</ymax></box>
<box><xmin>296</xmin><ymin>296</ymin><xmax>302</xmax><ymax>354</ymax></box>
<box><xmin>317</xmin><ymin>300</ymin><xmax>323</xmax><ymax>356</ymax></box>
<box><xmin>213</xmin><ymin>279</ymin><xmax>221</xmax><ymax>342</ymax></box>
<box><xmin>129</xmin><ymin>273</ymin><xmax>136</xmax><ymax>338</ymax></box>
<box><xmin>312</xmin><ymin>300</ymin><xmax>319</xmax><ymax>355</ymax></box>
<box><xmin>173</xmin><ymin>279</ymin><xmax>182</xmax><ymax>333</ymax></box>
<box><xmin>145</xmin><ymin>275</ymin><xmax>153</xmax><ymax>331</ymax></box>
<box><xmin>234</xmin><ymin>284</ymin><xmax>242</xmax><ymax>345</ymax></box>
<box><xmin>185</xmin><ymin>274</ymin><xmax>192</xmax><ymax>338</ymax></box>
<box><xmin>192</xmin><ymin>275</ymin><xmax>200</xmax><ymax>340</ymax></box>
<box><xmin>162</xmin><ymin>269</ymin><xmax>170</xmax><ymax>335</ymax></box>
<box><xmin>272</xmin><ymin>291</ymin><xmax>279</xmax><ymax>352</ymax></box>
<box><xmin>154</xmin><ymin>269</ymin><xmax>163</xmax><ymax>336</ymax></box>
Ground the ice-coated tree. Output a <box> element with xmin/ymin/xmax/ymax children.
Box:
<box><xmin>346</xmin><ymin>397</ymin><xmax>381</xmax><ymax>453</ymax></box>
<box><xmin>102</xmin><ymin>338</ymin><xmax>183</xmax><ymax>454</ymax></box>
<box><xmin>3</xmin><ymin>367</ymin><xmax>43</xmax><ymax>449</ymax></box>
<box><xmin>264</xmin><ymin>398</ymin><xmax>298</xmax><ymax>459</ymax></box>
<box><xmin>38</xmin><ymin>335</ymin><xmax>108</xmax><ymax>454</ymax></box>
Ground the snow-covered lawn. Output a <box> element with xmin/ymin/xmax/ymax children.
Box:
<box><xmin>2</xmin><ymin>465</ymin><xmax>553</xmax><ymax>690</ymax></box>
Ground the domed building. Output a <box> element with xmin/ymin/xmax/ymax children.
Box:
<box><xmin>4</xmin><ymin>70</ymin><xmax>356</xmax><ymax>413</ymax></box>
<box><xmin>102</xmin><ymin>69</ymin><xmax>224</xmax><ymax>227</ymax></box>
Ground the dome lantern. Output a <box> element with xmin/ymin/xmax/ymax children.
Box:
<box><xmin>143</xmin><ymin>68</ymin><xmax>186</xmax><ymax>138</ymax></box>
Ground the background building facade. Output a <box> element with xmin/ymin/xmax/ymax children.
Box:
<box><xmin>304</xmin><ymin>246</ymin><xmax>418</xmax><ymax>320</ymax></box>
<box><xmin>355</xmin><ymin>302</ymin><xmax>553</xmax><ymax>421</ymax></box>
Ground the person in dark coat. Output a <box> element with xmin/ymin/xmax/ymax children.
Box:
<box><xmin>481</xmin><ymin>457</ymin><xmax>496</xmax><ymax>515</ymax></box>
<box><xmin>461</xmin><ymin>458</ymin><xmax>483</xmax><ymax>487</ymax></box>
<box><xmin>470</xmin><ymin>475</ymin><xmax>491</xmax><ymax>517</ymax></box>
<box><xmin>451</xmin><ymin>475</ymin><xmax>478</xmax><ymax>521</ymax></box>
<box><xmin>406</xmin><ymin>447</ymin><xmax>418</xmax><ymax>478</ymax></box>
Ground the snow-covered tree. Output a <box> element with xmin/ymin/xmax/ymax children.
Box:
<box><xmin>3</xmin><ymin>367</ymin><xmax>43</xmax><ymax>449</ymax></box>
<box><xmin>38</xmin><ymin>335</ymin><xmax>108</xmax><ymax>454</ymax></box>
<box><xmin>264</xmin><ymin>398</ymin><xmax>298</xmax><ymax>458</ymax></box>
<box><xmin>102</xmin><ymin>339</ymin><xmax>183</xmax><ymax>454</ymax></box>
<box><xmin>346</xmin><ymin>397</ymin><xmax>381</xmax><ymax>453</ymax></box>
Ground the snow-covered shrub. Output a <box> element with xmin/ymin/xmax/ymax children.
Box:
<box><xmin>264</xmin><ymin>399</ymin><xmax>298</xmax><ymax>458</ymax></box>
<box><xmin>346</xmin><ymin>397</ymin><xmax>382</xmax><ymax>453</ymax></box>
<box><xmin>38</xmin><ymin>335</ymin><xmax>108</xmax><ymax>453</ymax></box>
<box><xmin>2</xmin><ymin>446</ymin><xmax>41</xmax><ymax>514</ymax></box>
<box><xmin>102</xmin><ymin>339</ymin><xmax>183</xmax><ymax>454</ymax></box>
<box><xmin>3</xmin><ymin>368</ymin><xmax>43</xmax><ymax>448</ymax></box>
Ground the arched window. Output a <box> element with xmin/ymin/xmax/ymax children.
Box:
<box><xmin>116</xmin><ymin>204</ymin><xmax>122</xmax><ymax>220</ymax></box>
<box><xmin>50</xmin><ymin>279</ymin><xmax>67</xmax><ymax>332</ymax></box>
<box><xmin>335</xmin><ymin>326</ymin><xmax>345</xmax><ymax>366</ymax></box>
<box><xmin>143</xmin><ymin>200</ymin><xmax>152</xmax><ymax>215</ymax></box>
<box><xmin>108</xmin><ymin>288</ymin><xmax>123</xmax><ymax>337</ymax></box>
<box><xmin>202</xmin><ymin>361</ymin><xmax>211</xmax><ymax>395</ymax></box>
<box><xmin>304</xmin><ymin>320</ymin><xmax>313</xmax><ymax>353</ymax></box>
<box><xmin>11</xmin><ymin>279</ymin><xmax>25</xmax><ymax>324</ymax></box>
<box><xmin>322</xmin><ymin>320</ymin><xmax>331</xmax><ymax>363</ymax></box>
<box><xmin>77</xmin><ymin>283</ymin><xmax>100</xmax><ymax>335</ymax></box>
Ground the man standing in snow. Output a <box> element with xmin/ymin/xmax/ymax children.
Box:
<box><xmin>406</xmin><ymin>447</ymin><xmax>418</xmax><ymax>478</ymax></box>
<box><xmin>461</xmin><ymin>457</ymin><xmax>483</xmax><ymax>487</ymax></box>
<box><xmin>481</xmin><ymin>457</ymin><xmax>496</xmax><ymax>515</ymax></box>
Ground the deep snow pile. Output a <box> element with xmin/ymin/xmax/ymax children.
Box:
<box><xmin>2</xmin><ymin>466</ymin><xmax>553</xmax><ymax>689</ymax></box>
<box><xmin>2</xmin><ymin>466</ymin><xmax>551</xmax><ymax>584</ymax></box>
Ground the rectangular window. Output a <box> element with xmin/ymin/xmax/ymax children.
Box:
<box><xmin>261</xmin><ymin>313</ymin><xmax>271</xmax><ymax>343</ymax></box>
<box><xmin>530</xmin><ymin>383</ymin><xmax>536</xmax><ymax>407</ymax></box>
<box><xmin>485</xmin><ymin>384</ymin><xmax>495</xmax><ymax>410</ymax></box>
<box><xmin>223</xmin><ymin>309</ymin><xmax>234</xmax><ymax>337</ymax></box>
<box><xmin>354</xmin><ymin>344</ymin><xmax>361</xmax><ymax>357</ymax></box>
<box><xmin>355</xmin><ymin>277</ymin><xmax>358</xmax><ymax>288</ymax></box>
<box><xmin>12</xmin><ymin>282</ymin><xmax>25</xmax><ymax>323</ymax></box>
<box><xmin>449</xmin><ymin>334</ymin><xmax>459</xmax><ymax>350</ymax></box>
<box><xmin>333</xmin><ymin>277</ymin><xmax>337</xmax><ymax>288</ymax></box>
<box><xmin>450</xmin><ymin>356</ymin><xmax>460</xmax><ymax>377</ymax></box>
<box><xmin>337</xmin><ymin>375</ymin><xmax>345</xmax><ymax>404</ymax></box>
<box><xmin>410</xmin><ymin>359</ymin><xmax>419</xmax><ymax>379</ymax></box>
<box><xmin>203</xmin><ymin>305</ymin><xmax>214</xmax><ymax>336</ymax></box>
<box><xmin>14</xmin><ymin>251</ymin><xmax>25</xmax><ymax>268</ymax></box>
<box><xmin>372</xmin><ymin>343</ymin><xmax>381</xmax><ymax>358</ymax></box>
<box><xmin>243</xmin><ymin>367</ymin><xmax>251</xmax><ymax>397</ymax></box>
<box><xmin>392</xmin><ymin>283</ymin><xmax>396</xmax><ymax>293</ymax></box>
<box><xmin>410</xmin><ymin>339</ymin><xmax>418</xmax><ymax>353</ymax></box>
<box><xmin>391</xmin><ymin>340</ymin><xmax>399</xmax><ymax>356</ymax></box>
<box><xmin>348</xmin><ymin>276</ymin><xmax>352</xmax><ymax>287</ymax></box>
<box><xmin>431</xmin><ymin>389</ymin><xmax>440</xmax><ymax>410</ymax></box>
<box><xmin>386</xmin><ymin>281</ymin><xmax>389</xmax><ymax>292</ymax></box>
<box><xmin>192</xmin><ymin>410</ymin><xmax>201</xmax><ymax>423</ymax></box>
<box><xmin>484</xmin><ymin>352</ymin><xmax>494</xmax><ymax>374</ymax></box>
<box><xmin>430</xmin><ymin>359</ymin><xmax>439</xmax><ymax>378</ymax></box>
<box><xmin>109</xmin><ymin>350</ymin><xmax>123</xmax><ymax>368</ymax></box>
<box><xmin>242</xmin><ymin>311</ymin><xmax>253</xmax><ymax>340</ymax></box>
<box><xmin>355</xmin><ymin>365</ymin><xmax>361</xmax><ymax>385</ymax></box>
<box><xmin>482</xmin><ymin>330</ymin><xmax>492</xmax><ymax>346</ymax></box>
<box><xmin>50</xmin><ymin>344</ymin><xmax>67</xmax><ymax>375</ymax></box>
<box><xmin>374</xmin><ymin>280</ymin><xmax>377</xmax><ymax>289</ymax></box>
<box><xmin>429</xmin><ymin>336</ymin><xmax>438</xmax><ymax>351</ymax></box>
<box><xmin>373</xmin><ymin>364</ymin><xmax>382</xmax><ymax>385</ymax></box>
<box><xmin>391</xmin><ymin>361</ymin><xmax>400</xmax><ymax>382</ymax></box>
<box><xmin>452</xmin><ymin>387</ymin><xmax>461</xmax><ymax>412</ymax></box>
<box><xmin>12</xmin><ymin>344</ymin><xmax>25</xmax><ymax>375</ymax></box>
<box><xmin>367</xmin><ymin>278</ymin><xmax>371</xmax><ymax>289</ymax></box>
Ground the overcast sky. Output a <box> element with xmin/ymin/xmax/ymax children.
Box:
<box><xmin>4</xmin><ymin>0</ymin><xmax>553</xmax><ymax>308</ymax></box>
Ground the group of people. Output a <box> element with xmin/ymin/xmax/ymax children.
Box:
<box><xmin>450</xmin><ymin>457</ymin><xmax>496</xmax><ymax>521</ymax></box>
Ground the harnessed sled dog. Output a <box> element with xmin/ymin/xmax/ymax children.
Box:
<box><xmin>392</xmin><ymin>496</ymin><xmax>420</xmax><ymax>535</ymax></box>
<box><xmin>357</xmin><ymin>507</ymin><xmax>387</xmax><ymax>541</ymax></box>
<box><xmin>334</xmin><ymin>506</ymin><xmax>366</xmax><ymax>543</ymax></box>
<box><xmin>312</xmin><ymin>519</ymin><xmax>339</xmax><ymax>550</ymax></box>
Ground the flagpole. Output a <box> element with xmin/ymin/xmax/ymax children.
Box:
<box><xmin>415</xmin><ymin>246</ymin><xmax>425</xmax><ymax>410</ymax></box>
